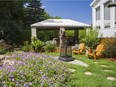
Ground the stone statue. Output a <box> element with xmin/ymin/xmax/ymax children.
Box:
<box><xmin>60</xmin><ymin>29</ymin><xmax>67</xmax><ymax>47</ymax></box>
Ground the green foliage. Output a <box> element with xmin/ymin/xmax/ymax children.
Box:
<box><xmin>31</xmin><ymin>37</ymin><xmax>44</xmax><ymax>52</ymax></box>
<box><xmin>19</xmin><ymin>30</ymin><xmax>31</xmax><ymax>44</ymax></box>
<box><xmin>44</xmin><ymin>41</ymin><xmax>57</xmax><ymax>52</ymax></box>
<box><xmin>0</xmin><ymin>48</ymin><xmax>5</xmax><ymax>54</ymax></box>
<box><xmin>21</xmin><ymin>41</ymin><xmax>31</xmax><ymax>52</ymax></box>
<box><xmin>52</xmin><ymin>16</ymin><xmax>62</xmax><ymax>19</ymax></box>
<box><xmin>24</xmin><ymin>0</ymin><xmax>45</xmax><ymax>29</ymax></box>
<box><xmin>37</xmin><ymin>30</ymin><xmax>59</xmax><ymax>41</ymax></box>
<box><xmin>80</xmin><ymin>29</ymin><xmax>100</xmax><ymax>49</ymax></box>
<box><xmin>0</xmin><ymin>0</ymin><xmax>62</xmax><ymax>45</ymax></box>
<box><xmin>66</xmin><ymin>30</ymin><xmax>74</xmax><ymax>36</ymax></box>
<box><xmin>43</xmin><ymin>11</ymin><xmax>52</xmax><ymax>19</ymax></box>
<box><xmin>1</xmin><ymin>52</ymin><xmax>72</xmax><ymax>87</ymax></box>
<box><xmin>103</xmin><ymin>39</ymin><xmax>116</xmax><ymax>58</ymax></box>
<box><xmin>0</xmin><ymin>40</ymin><xmax>12</xmax><ymax>54</ymax></box>
<box><xmin>79</xmin><ymin>30</ymin><xmax>86</xmax><ymax>39</ymax></box>
<box><xmin>0</xmin><ymin>1</ymin><xmax>24</xmax><ymax>44</ymax></box>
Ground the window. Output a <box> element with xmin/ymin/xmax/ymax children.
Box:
<box><xmin>115</xmin><ymin>7</ymin><xmax>116</xmax><ymax>27</ymax></box>
<box><xmin>96</xmin><ymin>7</ymin><xmax>100</xmax><ymax>29</ymax></box>
<box><xmin>104</xmin><ymin>1</ymin><xmax>110</xmax><ymax>28</ymax></box>
<box><xmin>96</xmin><ymin>7</ymin><xmax>100</xmax><ymax>20</ymax></box>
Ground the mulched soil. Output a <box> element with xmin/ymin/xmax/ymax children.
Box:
<box><xmin>106</xmin><ymin>58</ymin><xmax>116</xmax><ymax>62</ymax></box>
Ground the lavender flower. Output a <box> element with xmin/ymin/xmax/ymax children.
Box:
<box><xmin>1</xmin><ymin>52</ymin><xmax>71</xmax><ymax>87</ymax></box>
<box><xmin>24</xmin><ymin>83</ymin><xmax>29</xmax><ymax>87</ymax></box>
<box><xmin>3</xmin><ymin>84</ymin><xmax>6</xmax><ymax>87</ymax></box>
<box><xmin>10</xmin><ymin>77</ymin><xmax>15</xmax><ymax>81</ymax></box>
<box><xmin>16</xmin><ymin>82</ymin><xmax>19</xmax><ymax>86</ymax></box>
<box><xmin>20</xmin><ymin>80</ymin><xmax>23</xmax><ymax>82</ymax></box>
<box><xmin>0</xmin><ymin>67</ymin><xmax>3</xmax><ymax>70</ymax></box>
<box><xmin>19</xmin><ymin>70</ymin><xmax>23</xmax><ymax>74</ymax></box>
<box><xmin>29</xmin><ymin>82</ymin><xmax>32</xmax><ymax>85</ymax></box>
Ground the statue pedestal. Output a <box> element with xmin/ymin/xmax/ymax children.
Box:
<box><xmin>59</xmin><ymin>46</ymin><xmax>74</xmax><ymax>62</ymax></box>
<box><xmin>58</xmin><ymin>57</ymin><xmax>74</xmax><ymax>62</ymax></box>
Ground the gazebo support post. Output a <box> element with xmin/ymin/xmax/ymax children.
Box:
<box><xmin>59</xmin><ymin>27</ymin><xmax>65</xmax><ymax>47</ymax></box>
<box><xmin>74</xmin><ymin>30</ymin><xmax>79</xmax><ymax>44</ymax></box>
<box><xmin>31</xmin><ymin>27</ymin><xmax>37</xmax><ymax>38</ymax></box>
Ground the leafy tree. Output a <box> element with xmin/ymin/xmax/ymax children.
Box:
<box><xmin>53</xmin><ymin>16</ymin><xmax>61</xmax><ymax>19</ymax></box>
<box><xmin>0</xmin><ymin>1</ymin><xmax>24</xmax><ymax>44</ymax></box>
<box><xmin>0</xmin><ymin>0</ymin><xmax>62</xmax><ymax>45</ymax></box>
<box><xmin>43</xmin><ymin>11</ymin><xmax>52</xmax><ymax>19</ymax></box>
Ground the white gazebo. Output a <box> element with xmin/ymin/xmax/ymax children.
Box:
<box><xmin>31</xmin><ymin>19</ymin><xmax>91</xmax><ymax>45</ymax></box>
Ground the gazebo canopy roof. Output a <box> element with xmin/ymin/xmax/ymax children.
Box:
<box><xmin>31</xmin><ymin>19</ymin><xmax>91</xmax><ymax>29</ymax></box>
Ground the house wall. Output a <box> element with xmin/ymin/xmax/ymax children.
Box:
<box><xmin>98</xmin><ymin>28</ymin><xmax>116</xmax><ymax>37</ymax></box>
<box><xmin>91</xmin><ymin>0</ymin><xmax>116</xmax><ymax>38</ymax></box>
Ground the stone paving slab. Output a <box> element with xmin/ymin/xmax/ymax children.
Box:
<box><xmin>69</xmin><ymin>69</ymin><xmax>76</xmax><ymax>72</ymax></box>
<box><xmin>84</xmin><ymin>72</ymin><xmax>93</xmax><ymax>75</ymax></box>
<box><xmin>0</xmin><ymin>55</ymin><xmax>4</xmax><ymax>60</ymax></box>
<box><xmin>100</xmin><ymin>65</ymin><xmax>109</xmax><ymax>67</ymax></box>
<box><xmin>102</xmin><ymin>70</ymin><xmax>113</xmax><ymax>72</ymax></box>
<box><xmin>14</xmin><ymin>51</ymin><xmax>23</xmax><ymax>54</ymax></box>
<box><xmin>68</xmin><ymin>60</ymin><xmax>88</xmax><ymax>67</ymax></box>
<box><xmin>106</xmin><ymin>76</ymin><xmax>116</xmax><ymax>81</ymax></box>
<box><xmin>54</xmin><ymin>56</ymin><xmax>88</xmax><ymax>67</ymax></box>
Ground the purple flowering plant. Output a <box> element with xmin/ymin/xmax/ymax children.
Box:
<box><xmin>0</xmin><ymin>52</ymin><xmax>72</xmax><ymax>87</ymax></box>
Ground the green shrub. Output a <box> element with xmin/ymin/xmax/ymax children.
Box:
<box><xmin>80</xmin><ymin>29</ymin><xmax>100</xmax><ymax>49</ymax></box>
<box><xmin>0</xmin><ymin>40</ymin><xmax>12</xmax><ymax>54</ymax></box>
<box><xmin>37</xmin><ymin>30</ymin><xmax>59</xmax><ymax>42</ymax></box>
<box><xmin>44</xmin><ymin>41</ymin><xmax>57</xmax><ymax>52</ymax></box>
<box><xmin>19</xmin><ymin>30</ymin><xmax>31</xmax><ymax>45</ymax></box>
<box><xmin>66</xmin><ymin>30</ymin><xmax>74</xmax><ymax>37</ymax></box>
<box><xmin>79</xmin><ymin>30</ymin><xmax>86</xmax><ymax>39</ymax></box>
<box><xmin>21</xmin><ymin>41</ymin><xmax>31</xmax><ymax>52</ymax></box>
<box><xmin>103</xmin><ymin>39</ymin><xmax>116</xmax><ymax>58</ymax></box>
<box><xmin>31</xmin><ymin>37</ymin><xmax>44</xmax><ymax>52</ymax></box>
<box><xmin>0</xmin><ymin>48</ymin><xmax>6</xmax><ymax>54</ymax></box>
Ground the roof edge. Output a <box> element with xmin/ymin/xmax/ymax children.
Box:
<box><xmin>90</xmin><ymin>0</ymin><xmax>100</xmax><ymax>7</ymax></box>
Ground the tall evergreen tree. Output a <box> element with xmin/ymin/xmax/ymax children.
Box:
<box><xmin>24</xmin><ymin>0</ymin><xmax>45</xmax><ymax>28</ymax></box>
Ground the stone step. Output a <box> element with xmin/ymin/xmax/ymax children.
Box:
<box><xmin>0</xmin><ymin>55</ymin><xmax>5</xmax><ymax>60</ymax></box>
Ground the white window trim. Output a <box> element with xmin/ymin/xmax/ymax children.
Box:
<box><xmin>103</xmin><ymin>1</ymin><xmax>111</xmax><ymax>29</ymax></box>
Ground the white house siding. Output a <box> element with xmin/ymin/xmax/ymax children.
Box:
<box><xmin>91</xmin><ymin>0</ymin><xmax>116</xmax><ymax>38</ymax></box>
<box><xmin>98</xmin><ymin>28</ymin><xmax>116</xmax><ymax>38</ymax></box>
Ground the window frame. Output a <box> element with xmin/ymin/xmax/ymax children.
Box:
<box><xmin>104</xmin><ymin>1</ymin><xmax>110</xmax><ymax>29</ymax></box>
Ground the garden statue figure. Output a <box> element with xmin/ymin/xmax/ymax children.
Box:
<box><xmin>60</xmin><ymin>29</ymin><xmax>67</xmax><ymax>47</ymax></box>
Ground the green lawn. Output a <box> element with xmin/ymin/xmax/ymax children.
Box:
<box><xmin>46</xmin><ymin>52</ymin><xmax>116</xmax><ymax>87</ymax></box>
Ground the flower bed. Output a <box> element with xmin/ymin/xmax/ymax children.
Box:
<box><xmin>0</xmin><ymin>52</ymin><xmax>72</xmax><ymax>87</ymax></box>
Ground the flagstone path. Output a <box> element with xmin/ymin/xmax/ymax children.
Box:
<box><xmin>106</xmin><ymin>76</ymin><xmax>116</xmax><ymax>81</ymax></box>
<box><xmin>0</xmin><ymin>55</ymin><xmax>4</xmax><ymax>60</ymax></box>
<box><xmin>102</xmin><ymin>70</ymin><xmax>113</xmax><ymax>72</ymax></box>
<box><xmin>68</xmin><ymin>60</ymin><xmax>89</xmax><ymax>67</ymax></box>
<box><xmin>84</xmin><ymin>72</ymin><xmax>93</xmax><ymax>75</ymax></box>
<box><xmin>100</xmin><ymin>65</ymin><xmax>109</xmax><ymax>67</ymax></box>
<box><xmin>54</xmin><ymin>56</ymin><xmax>88</xmax><ymax>67</ymax></box>
<box><xmin>69</xmin><ymin>69</ymin><xmax>76</xmax><ymax>72</ymax></box>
